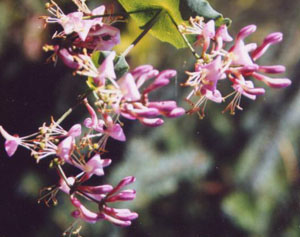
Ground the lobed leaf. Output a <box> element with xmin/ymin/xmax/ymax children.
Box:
<box><xmin>118</xmin><ymin>0</ymin><xmax>231</xmax><ymax>48</ymax></box>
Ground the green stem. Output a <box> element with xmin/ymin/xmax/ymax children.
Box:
<box><xmin>83</xmin><ymin>9</ymin><xmax>156</xmax><ymax>20</ymax></box>
<box><xmin>55</xmin><ymin>90</ymin><xmax>93</xmax><ymax>125</ymax></box>
<box><xmin>122</xmin><ymin>9</ymin><xmax>162</xmax><ymax>57</ymax></box>
<box><xmin>167</xmin><ymin>13</ymin><xmax>200</xmax><ymax>60</ymax></box>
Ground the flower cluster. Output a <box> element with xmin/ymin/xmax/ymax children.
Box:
<box><xmin>179</xmin><ymin>17</ymin><xmax>291</xmax><ymax>117</ymax></box>
<box><xmin>0</xmin><ymin>0</ymin><xmax>185</xmax><ymax>234</ymax></box>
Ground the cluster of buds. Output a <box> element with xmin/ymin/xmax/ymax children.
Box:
<box><xmin>179</xmin><ymin>17</ymin><xmax>291</xmax><ymax>117</ymax></box>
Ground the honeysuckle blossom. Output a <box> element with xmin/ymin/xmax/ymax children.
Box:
<box><xmin>76</xmin><ymin>51</ymin><xmax>117</xmax><ymax>87</ymax></box>
<box><xmin>66</xmin><ymin>176</ymin><xmax>138</xmax><ymax>226</ymax></box>
<box><xmin>83</xmin><ymin>98</ymin><xmax>126</xmax><ymax>141</ymax></box>
<box><xmin>44</xmin><ymin>0</ymin><xmax>105</xmax><ymax>41</ymax></box>
<box><xmin>115</xmin><ymin>67</ymin><xmax>185</xmax><ymax>125</ymax></box>
<box><xmin>180</xmin><ymin>18</ymin><xmax>292</xmax><ymax>116</ymax></box>
<box><xmin>0</xmin><ymin>126</ymin><xmax>36</xmax><ymax>157</ymax></box>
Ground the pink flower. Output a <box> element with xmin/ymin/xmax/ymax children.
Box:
<box><xmin>83</xmin><ymin>99</ymin><xmax>126</xmax><ymax>141</ymax></box>
<box><xmin>0</xmin><ymin>126</ymin><xmax>24</xmax><ymax>157</ymax></box>
<box><xmin>116</xmin><ymin>67</ymin><xmax>185</xmax><ymax>125</ymax></box>
<box><xmin>71</xmin><ymin>196</ymin><xmax>103</xmax><ymax>223</ymax></box>
<box><xmin>45</xmin><ymin>1</ymin><xmax>106</xmax><ymax>41</ymax></box>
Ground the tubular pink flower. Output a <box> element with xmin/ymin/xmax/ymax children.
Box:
<box><xmin>0</xmin><ymin>126</ymin><xmax>37</xmax><ymax>157</ymax></box>
<box><xmin>252</xmin><ymin>32</ymin><xmax>283</xmax><ymax>61</ymax></box>
<box><xmin>252</xmin><ymin>72</ymin><xmax>292</xmax><ymax>88</ymax></box>
<box><xmin>0</xmin><ymin>126</ymin><xmax>21</xmax><ymax>157</ymax></box>
<box><xmin>71</xmin><ymin>196</ymin><xmax>103</xmax><ymax>223</ymax></box>
<box><xmin>106</xmin><ymin>189</ymin><xmax>136</xmax><ymax>202</ymax></box>
<box><xmin>258</xmin><ymin>65</ymin><xmax>286</xmax><ymax>74</ymax></box>
<box><xmin>101</xmin><ymin>207</ymin><xmax>138</xmax><ymax>226</ymax></box>
<box><xmin>139</xmin><ymin>118</ymin><xmax>164</xmax><ymax>127</ymax></box>
<box><xmin>237</xmin><ymin>25</ymin><xmax>257</xmax><ymax>40</ymax></box>
<box><xmin>143</xmin><ymin>70</ymin><xmax>176</xmax><ymax>94</ymax></box>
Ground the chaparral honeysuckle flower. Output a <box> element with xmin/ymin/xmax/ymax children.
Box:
<box><xmin>179</xmin><ymin>18</ymin><xmax>292</xmax><ymax>117</ymax></box>
<box><xmin>60</xmin><ymin>175</ymin><xmax>138</xmax><ymax>226</ymax></box>
<box><xmin>43</xmin><ymin>0</ymin><xmax>105</xmax><ymax>41</ymax></box>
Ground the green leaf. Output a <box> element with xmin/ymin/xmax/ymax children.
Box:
<box><xmin>118</xmin><ymin>0</ymin><xmax>187</xmax><ymax>48</ymax></box>
<box><xmin>180</xmin><ymin>0</ymin><xmax>231</xmax><ymax>26</ymax></box>
<box><xmin>117</xmin><ymin>0</ymin><xmax>230</xmax><ymax>49</ymax></box>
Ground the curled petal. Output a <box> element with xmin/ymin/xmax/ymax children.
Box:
<box><xmin>5</xmin><ymin>140</ymin><xmax>19</xmax><ymax>157</ymax></box>
<box><xmin>118</xmin><ymin>73</ymin><xmax>141</xmax><ymax>101</ymax></box>
<box><xmin>107</xmin><ymin>124</ymin><xmax>126</xmax><ymax>142</ymax></box>
<box><xmin>215</xmin><ymin>24</ymin><xmax>232</xmax><ymax>42</ymax></box>
<box><xmin>67</xmin><ymin>124</ymin><xmax>81</xmax><ymax>138</ymax></box>
<box><xmin>56</xmin><ymin>136</ymin><xmax>73</xmax><ymax>162</ymax></box>
<box><xmin>205</xmin><ymin>90</ymin><xmax>223</xmax><ymax>103</ymax></box>
<box><xmin>106</xmin><ymin>189</ymin><xmax>136</xmax><ymax>202</ymax></box>
<box><xmin>57</xmin><ymin>49</ymin><xmax>79</xmax><ymax>69</ymax></box>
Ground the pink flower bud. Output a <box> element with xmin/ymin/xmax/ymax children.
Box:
<box><xmin>237</xmin><ymin>25</ymin><xmax>257</xmax><ymax>40</ymax></box>
<box><xmin>264</xmin><ymin>32</ymin><xmax>283</xmax><ymax>44</ymax></box>
<box><xmin>166</xmin><ymin>107</ymin><xmax>186</xmax><ymax>118</ymax></box>
<box><xmin>144</xmin><ymin>70</ymin><xmax>176</xmax><ymax>93</ymax></box>
<box><xmin>79</xmin><ymin>184</ymin><xmax>113</xmax><ymax>195</ymax></box>
<box><xmin>130</xmin><ymin>107</ymin><xmax>160</xmax><ymax>118</ymax></box>
<box><xmin>71</xmin><ymin>196</ymin><xmax>102</xmax><ymax>223</ymax></box>
<box><xmin>252</xmin><ymin>32</ymin><xmax>283</xmax><ymax>61</ymax></box>
<box><xmin>139</xmin><ymin>118</ymin><xmax>164</xmax><ymax>127</ymax></box>
<box><xmin>131</xmin><ymin>65</ymin><xmax>153</xmax><ymax>78</ymax></box>
<box><xmin>252</xmin><ymin>72</ymin><xmax>292</xmax><ymax>88</ymax></box>
<box><xmin>148</xmin><ymin>101</ymin><xmax>177</xmax><ymax>112</ymax></box>
<box><xmin>258</xmin><ymin>65</ymin><xmax>286</xmax><ymax>74</ymax></box>
<box><xmin>106</xmin><ymin>189</ymin><xmax>136</xmax><ymax>202</ymax></box>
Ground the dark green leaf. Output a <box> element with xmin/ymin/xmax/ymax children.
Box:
<box><xmin>180</xmin><ymin>0</ymin><xmax>231</xmax><ymax>26</ymax></box>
